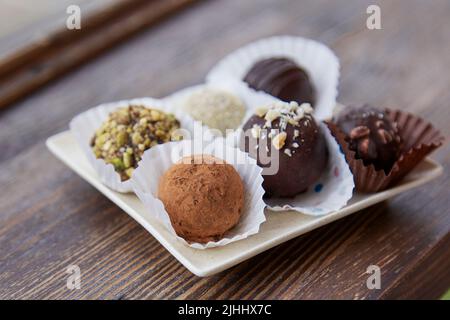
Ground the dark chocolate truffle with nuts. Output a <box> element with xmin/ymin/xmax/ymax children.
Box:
<box><xmin>241</xmin><ymin>101</ymin><xmax>328</xmax><ymax>198</ymax></box>
<box><xmin>334</xmin><ymin>105</ymin><xmax>402</xmax><ymax>173</ymax></box>
<box><xmin>243</xmin><ymin>57</ymin><xmax>316</xmax><ymax>107</ymax></box>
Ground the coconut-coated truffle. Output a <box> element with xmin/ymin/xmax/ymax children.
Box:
<box><xmin>183</xmin><ymin>88</ymin><xmax>246</xmax><ymax>134</ymax></box>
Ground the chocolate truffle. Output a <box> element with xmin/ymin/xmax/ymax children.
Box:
<box><xmin>243</xmin><ymin>58</ymin><xmax>316</xmax><ymax>106</ymax></box>
<box><xmin>91</xmin><ymin>105</ymin><xmax>181</xmax><ymax>181</ymax></box>
<box><xmin>158</xmin><ymin>155</ymin><xmax>244</xmax><ymax>243</ymax></box>
<box><xmin>183</xmin><ymin>88</ymin><xmax>246</xmax><ymax>134</ymax></box>
<box><xmin>334</xmin><ymin>105</ymin><xmax>402</xmax><ymax>173</ymax></box>
<box><xmin>241</xmin><ymin>101</ymin><xmax>328</xmax><ymax>197</ymax></box>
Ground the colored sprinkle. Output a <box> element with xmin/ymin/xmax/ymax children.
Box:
<box><xmin>314</xmin><ymin>183</ymin><xmax>323</xmax><ymax>193</ymax></box>
<box><xmin>334</xmin><ymin>167</ymin><xmax>339</xmax><ymax>177</ymax></box>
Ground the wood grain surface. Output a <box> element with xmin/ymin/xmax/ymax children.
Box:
<box><xmin>0</xmin><ymin>0</ymin><xmax>197</xmax><ymax>110</ymax></box>
<box><xmin>0</xmin><ymin>0</ymin><xmax>449</xmax><ymax>300</ymax></box>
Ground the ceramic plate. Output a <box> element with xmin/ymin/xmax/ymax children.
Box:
<box><xmin>46</xmin><ymin>131</ymin><xmax>443</xmax><ymax>276</ymax></box>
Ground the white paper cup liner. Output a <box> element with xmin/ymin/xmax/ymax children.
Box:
<box><xmin>131</xmin><ymin>138</ymin><xmax>266</xmax><ymax>249</ymax></box>
<box><xmin>206</xmin><ymin>36</ymin><xmax>340</xmax><ymax>121</ymax></box>
<box><xmin>261</xmin><ymin>122</ymin><xmax>354</xmax><ymax>215</ymax></box>
<box><xmin>69</xmin><ymin>97</ymin><xmax>194</xmax><ymax>193</ymax></box>
<box><xmin>165</xmin><ymin>78</ymin><xmax>279</xmax><ymax>138</ymax></box>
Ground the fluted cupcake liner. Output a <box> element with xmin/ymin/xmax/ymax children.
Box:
<box><xmin>326</xmin><ymin>109</ymin><xmax>445</xmax><ymax>192</ymax></box>
<box><xmin>70</xmin><ymin>97</ymin><xmax>195</xmax><ymax>193</ymax></box>
<box><xmin>206</xmin><ymin>35</ymin><xmax>340</xmax><ymax>121</ymax></box>
<box><xmin>131</xmin><ymin>138</ymin><xmax>266</xmax><ymax>249</ymax></box>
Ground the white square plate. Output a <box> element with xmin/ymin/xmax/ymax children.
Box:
<box><xmin>46</xmin><ymin>131</ymin><xmax>443</xmax><ymax>276</ymax></box>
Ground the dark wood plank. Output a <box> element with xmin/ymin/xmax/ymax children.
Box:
<box><xmin>0</xmin><ymin>0</ymin><xmax>197</xmax><ymax>110</ymax></box>
<box><xmin>0</xmin><ymin>0</ymin><xmax>449</xmax><ymax>299</ymax></box>
<box><xmin>0</xmin><ymin>0</ymin><xmax>92</xmax><ymax>57</ymax></box>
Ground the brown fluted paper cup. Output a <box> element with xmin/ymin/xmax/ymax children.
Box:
<box><xmin>326</xmin><ymin>109</ymin><xmax>445</xmax><ymax>192</ymax></box>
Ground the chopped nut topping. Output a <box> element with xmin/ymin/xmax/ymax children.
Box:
<box><xmin>268</xmin><ymin>129</ymin><xmax>277</xmax><ymax>139</ymax></box>
<box><xmin>91</xmin><ymin>105</ymin><xmax>181</xmax><ymax>181</ymax></box>
<box><xmin>294</xmin><ymin>108</ymin><xmax>304</xmax><ymax>120</ymax></box>
<box><xmin>255</xmin><ymin>107</ymin><xmax>268</xmax><ymax>117</ymax></box>
<box><xmin>251</xmin><ymin>124</ymin><xmax>261</xmax><ymax>138</ymax></box>
<box><xmin>257</xmin><ymin>101</ymin><xmax>313</xmax><ymax>130</ymax></box>
<box><xmin>358</xmin><ymin>138</ymin><xmax>370</xmax><ymax>157</ymax></box>
<box><xmin>284</xmin><ymin>148</ymin><xmax>292</xmax><ymax>157</ymax></box>
<box><xmin>377</xmin><ymin>129</ymin><xmax>393</xmax><ymax>144</ymax></box>
<box><xmin>288</xmin><ymin>118</ymin><xmax>299</xmax><ymax>126</ymax></box>
<box><xmin>272</xmin><ymin>132</ymin><xmax>287</xmax><ymax>150</ymax></box>
<box><xmin>300</xmin><ymin>103</ymin><xmax>313</xmax><ymax>114</ymax></box>
<box><xmin>350</xmin><ymin>126</ymin><xmax>370</xmax><ymax>139</ymax></box>
<box><xmin>252</xmin><ymin>101</ymin><xmax>316</xmax><ymax>153</ymax></box>
<box><xmin>375</xmin><ymin>120</ymin><xmax>384</xmax><ymax>128</ymax></box>
<box><xmin>264</xmin><ymin>109</ymin><xmax>281</xmax><ymax>125</ymax></box>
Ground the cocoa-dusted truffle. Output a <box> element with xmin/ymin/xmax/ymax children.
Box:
<box><xmin>241</xmin><ymin>101</ymin><xmax>328</xmax><ymax>197</ymax></box>
<box><xmin>243</xmin><ymin>57</ymin><xmax>316</xmax><ymax>106</ymax></box>
<box><xmin>158</xmin><ymin>155</ymin><xmax>244</xmax><ymax>243</ymax></box>
<box><xmin>334</xmin><ymin>105</ymin><xmax>402</xmax><ymax>173</ymax></box>
<box><xmin>91</xmin><ymin>105</ymin><xmax>181</xmax><ymax>181</ymax></box>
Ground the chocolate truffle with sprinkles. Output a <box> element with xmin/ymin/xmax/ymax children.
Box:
<box><xmin>334</xmin><ymin>105</ymin><xmax>402</xmax><ymax>173</ymax></box>
<box><xmin>241</xmin><ymin>101</ymin><xmax>328</xmax><ymax>197</ymax></box>
<box><xmin>243</xmin><ymin>57</ymin><xmax>316</xmax><ymax>106</ymax></box>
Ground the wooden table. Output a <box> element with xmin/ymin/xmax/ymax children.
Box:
<box><xmin>0</xmin><ymin>0</ymin><xmax>449</xmax><ymax>300</ymax></box>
